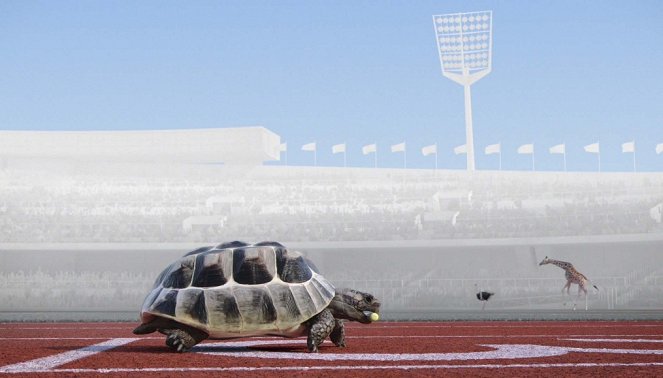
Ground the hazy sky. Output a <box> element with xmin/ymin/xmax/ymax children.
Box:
<box><xmin>1</xmin><ymin>1</ymin><xmax>662</xmax><ymax>172</ymax></box>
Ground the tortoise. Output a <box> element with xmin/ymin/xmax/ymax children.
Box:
<box><xmin>133</xmin><ymin>241</ymin><xmax>381</xmax><ymax>353</ymax></box>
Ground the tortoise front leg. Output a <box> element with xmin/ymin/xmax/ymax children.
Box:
<box><xmin>306</xmin><ymin>309</ymin><xmax>335</xmax><ymax>353</ymax></box>
<box><xmin>329</xmin><ymin>319</ymin><xmax>346</xmax><ymax>348</ymax></box>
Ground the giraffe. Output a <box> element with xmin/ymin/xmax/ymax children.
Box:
<box><xmin>539</xmin><ymin>256</ymin><xmax>598</xmax><ymax>310</ymax></box>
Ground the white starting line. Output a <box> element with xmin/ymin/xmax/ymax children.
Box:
<box><xmin>1</xmin><ymin>337</ymin><xmax>663</xmax><ymax>374</ymax></box>
<box><xmin>4</xmin><ymin>362</ymin><xmax>663</xmax><ymax>374</ymax></box>
<box><xmin>0</xmin><ymin>338</ymin><xmax>138</xmax><ymax>373</ymax></box>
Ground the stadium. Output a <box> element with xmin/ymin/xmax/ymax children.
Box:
<box><xmin>2</xmin><ymin>3</ymin><xmax>663</xmax><ymax>375</ymax></box>
<box><xmin>2</xmin><ymin>127</ymin><xmax>662</xmax><ymax>322</ymax></box>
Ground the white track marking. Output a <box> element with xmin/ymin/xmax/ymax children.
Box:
<box><xmin>346</xmin><ymin>334</ymin><xmax>663</xmax><ymax>339</ymax></box>
<box><xmin>2</xmin><ymin>334</ymin><xmax>663</xmax><ymax>342</ymax></box>
<box><xmin>0</xmin><ymin>327</ymin><xmax>130</xmax><ymax>330</ymax></box>
<box><xmin>8</xmin><ymin>362</ymin><xmax>663</xmax><ymax>374</ymax></box>
<box><xmin>350</xmin><ymin>324</ymin><xmax>663</xmax><ymax>328</ymax></box>
<box><xmin>0</xmin><ymin>337</ymin><xmax>162</xmax><ymax>341</ymax></box>
<box><xmin>199</xmin><ymin>342</ymin><xmax>568</xmax><ymax>361</ymax></box>
<box><xmin>1</xmin><ymin>338</ymin><xmax>663</xmax><ymax>374</ymax></box>
<box><xmin>3</xmin><ymin>324</ymin><xmax>662</xmax><ymax>331</ymax></box>
<box><xmin>0</xmin><ymin>338</ymin><xmax>138</xmax><ymax>373</ymax></box>
<box><xmin>0</xmin><ymin>338</ymin><xmax>126</xmax><ymax>340</ymax></box>
<box><xmin>563</xmin><ymin>338</ymin><xmax>663</xmax><ymax>343</ymax></box>
<box><xmin>196</xmin><ymin>340</ymin><xmax>663</xmax><ymax>361</ymax></box>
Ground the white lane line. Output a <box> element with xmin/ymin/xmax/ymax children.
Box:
<box><xmin>563</xmin><ymin>338</ymin><xmax>663</xmax><ymax>343</ymax></box>
<box><xmin>11</xmin><ymin>362</ymin><xmax>663</xmax><ymax>374</ymax></box>
<box><xmin>3</xmin><ymin>324</ymin><xmax>661</xmax><ymax>331</ymax></box>
<box><xmin>0</xmin><ymin>338</ymin><xmax>124</xmax><ymax>340</ymax></box>
<box><xmin>196</xmin><ymin>341</ymin><xmax>663</xmax><ymax>361</ymax></box>
<box><xmin>350</xmin><ymin>324</ymin><xmax>663</xmax><ymax>329</ymax></box>
<box><xmin>0</xmin><ymin>327</ymin><xmax>130</xmax><ymax>330</ymax></box>
<box><xmin>347</xmin><ymin>334</ymin><xmax>663</xmax><ymax>339</ymax></box>
<box><xmin>2</xmin><ymin>334</ymin><xmax>663</xmax><ymax>341</ymax></box>
<box><xmin>198</xmin><ymin>342</ymin><xmax>570</xmax><ymax>361</ymax></box>
<box><xmin>0</xmin><ymin>337</ymin><xmax>161</xmax><ymax>340</ymax></box>
<box><xmin>0</xmin><ymin>338</ymin><xmax>138</xmax><ymax>373</ymax></box>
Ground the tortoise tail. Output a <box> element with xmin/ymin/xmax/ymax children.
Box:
<box><xmin>133</xmin><ymin>323</ymin><xmax>158</xmax><ymax>335</ymax></box>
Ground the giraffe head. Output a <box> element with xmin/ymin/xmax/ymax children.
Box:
<box><xmin>539</xmin><ymin>256</ymin><xmax>551</xmax><ymax>266</ymax></box>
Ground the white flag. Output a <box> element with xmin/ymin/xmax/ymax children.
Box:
<box><xmin>622</xmin><ymin>141</ymin><xmax>635</xmax><ymax>153</ymax></box>
<box><xmin>657</xmin><ymin>143</ymin><xmax>663</xmax><ymax>155</ymax></box>
<box><xmin>517</xmin><ymin>144</ymin><xmax>534</xmax><ymax>154</ymax></box>
<box><xmin>484</xmin><ymin>143</ymin><xmax>500</xmax><ymax>155</ymax></box>
<box><xmin>549</xmin><ymin>144</ymin><xmax>565</xmax><ymax>154</ymax></box>
<box><xmin>301</xmin><ymin>142</ymin><xmax>316</xmax><ymax>152</ymax></box>
<box><xmin>584</xmin><ymin>142</ymin><xmax>600</xmax><ymax>154</ymax></box>
<box><xmin>279</xmin><ymin>143</ymin><xmax>287</xmax><ymax>152</ymax></box>
<box><xmin>651</xmin><ymin>202</ymin><xmax>663</xmax><ymax>223</ymax></box>
<box><xmin>421</xmin><ymin>144</ymin><xmax>437</xmax><ymax>156</ymax></box>
<box><xmin>332</xmin><ymin>143</ymin><xmax>346</xmax><ymax>154</ymax></box>
<box><xmin>362</xmin><ymin>143</ymin><xmax>376</xmax><ymax>155</ymax></box>
<box><xmin>453</xmin><ymin>144</ymin><xmax>467</xmax><ymax>155</ymax></box>
<box><xmin>391</xmin><ymin>142</ymin><xmax>406</xmax><ymax>153</ymax></box>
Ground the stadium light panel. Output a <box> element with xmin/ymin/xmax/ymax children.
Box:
<box><xmin>433</xmin><ymin>10</ymin><xmax>493</xmax><ymax>171</ymax></box>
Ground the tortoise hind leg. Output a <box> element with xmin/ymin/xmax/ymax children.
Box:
<box><xmin>133</xmin><ymin>316</ymin><xmax>208</xmax><ymax>352</ymax></box>
<box><xmin>162</xmin><ymin>327</ymin><xmax>208</xmax><ymax>353</ymax></box>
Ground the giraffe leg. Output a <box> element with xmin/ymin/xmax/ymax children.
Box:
<box><xmin>570</xmin><ymin>282</ymin><xmax>578</xmax><ymax>310</ymax></box>
<box><xmin>579</xmin><ymin>284</ymin><xmax>588</xmax><ymax>311</ymax></box>
<box><xmin>562</xmin><ymin>282</ymin><xmax>571</xmax><ymax>307</ymax></box>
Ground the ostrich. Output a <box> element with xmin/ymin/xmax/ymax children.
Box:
<box><xmin>475</xmin><ymin>284</ymin><xmax>494</xmax><ymax>310</ymax></box>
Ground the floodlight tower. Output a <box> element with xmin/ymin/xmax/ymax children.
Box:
<box><xmin>433</xmin><ymin>11</ymin><xmax>493</xmax><ymax>171</ymax></box>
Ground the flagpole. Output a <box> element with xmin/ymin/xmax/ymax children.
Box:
<box><xmin>374</xmin><ymin>143</ymin><xmax>378</xmax><ymax>168</ymax></box>
<box><xmin>633</xmin><ymin>149</ymin><xmax>636</xmax><ymax>172</ymax></box>
<box><xmin>404</xmin><ymin>148</ymin><xmax>407</xmax><ymax>169</ymax></box>
<box><xmin>532</xmin><ymin>154</ymin><xmax>535</xmax><ymax>171</ymax></box>
<box><xmin>499</xmin><ymin>151</ymin><xmax>502</xmax><ymax>171</ymax></box>
<box><xmin>598</xmin><ymin>141</ymin><xmax>601</xmax><ymax>172</ymax></box>
<box><xmin>314</xmin><ymin>141</ymin><xmax>317</xmax><ymax>167</ymax></box>
<box><xmin>563</xmin><ymin>142</ymin><xmax>566</xmax><ymax>172</ymax></box>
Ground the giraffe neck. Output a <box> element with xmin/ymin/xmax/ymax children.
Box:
<box><xmin>548</xmin><ymin>259</ymin><xmax>574</xmax><ymax>271</ymax></box>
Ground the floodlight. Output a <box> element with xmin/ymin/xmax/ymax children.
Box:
<box><xmin>433</xmin><ymin>10</ymin><xmax>493</xmax><ymax>171</ymax></box>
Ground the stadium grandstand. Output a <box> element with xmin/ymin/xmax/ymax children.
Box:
<box><xmin>1</xmin><ymin>127</ymin><xmax>662</xmax><ymax>319</ymax></box>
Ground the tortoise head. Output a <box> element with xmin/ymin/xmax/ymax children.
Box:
<box><xmin>327</xmin><ymin>288</ymin><xmax>380</xmax><ymax>324</ymax></box>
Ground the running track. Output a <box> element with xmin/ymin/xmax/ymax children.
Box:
<box><xmin>1</xmin><ymin>321</ymin><xmax>662</xmax><ymax>377</ymax></box>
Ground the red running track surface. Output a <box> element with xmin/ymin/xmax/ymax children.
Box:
<box><xmin>1</xmin><ymin>321</ymin><xmax>662</xmax><ymax>377</ymax></box>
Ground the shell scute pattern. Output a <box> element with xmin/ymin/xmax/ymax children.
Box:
<box><xmin>204</xmin><ymin>290</ymin><xmax>241</xmax><ymax>332</ymax></box>
<box><xmin>231</xmin><ymin>285</ymin><xmax>278</xmax><ymax>325</ymax></box>
<box><xmin>191</xmin><ymin>251</ymin><xmax>228</xmax><ymax>288</ymax></box>
<box><xmin>151</xmin><ymin>289</ymin><xmax>178</xmax><ymax>317</ymax></box>
<box><xmin>267</xmin><ymin>284</ymin><xmax>302</xmax><ymax>320</ymax></box>
<box><xmin>140</xmin><ymin>242</ymin><xmax>335</xmax><ymax>337</ymax></box>
<box><xmin>161</xmin><ymin>255</ymin><xmax>195</xmax><ymax>289</ymax></box>
<box><xmin>175</xmin><ymin>289</ymin><xmax>207</xmax><ymax>325</ymax></box>
<box><xmin>232</xmin><ymin>247</ymin><xmax>276</xmax><ymax>285</ymax></box>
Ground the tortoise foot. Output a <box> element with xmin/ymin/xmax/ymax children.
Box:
<box><xmin>163</xmin><ymin>329</ymin><xmax>200</xmax><ymax>353</ymax></box>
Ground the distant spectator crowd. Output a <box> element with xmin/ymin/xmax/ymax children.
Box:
<box><xmin>1</xmin><ymin>165</ymin><xmax>662</xmax><ymax>243</ymax></box>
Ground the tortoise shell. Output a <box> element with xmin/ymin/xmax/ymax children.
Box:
<box><xmin>139</xmin><ymin>241</ymin><xmax>335</xmax><ymax>338</ymax></box>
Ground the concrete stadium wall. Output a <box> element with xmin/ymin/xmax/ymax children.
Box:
<box><xmin>1</xmin><ymin>236</ymin><xmax>661</xmax><ymax>321</ymax></box>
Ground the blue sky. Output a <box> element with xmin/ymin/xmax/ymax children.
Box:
<box><xmin>1</xmin><ymin>1</ymin><xmax>662</xmax><ymax>172</ymax></box>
